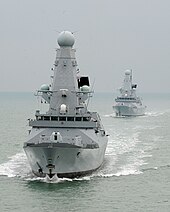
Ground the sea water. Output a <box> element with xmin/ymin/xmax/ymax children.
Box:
<box><xmin>0</xmin><ymin>92</ymin><xmax>170</xmax><ymax>212</ymax></box>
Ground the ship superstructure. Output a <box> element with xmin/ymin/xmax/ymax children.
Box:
<box><xmin>24</xmin><ymin>31</ymin><xmax>108</xmax><ymax>178</ymax></box>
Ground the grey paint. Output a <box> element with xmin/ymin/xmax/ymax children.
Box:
<box><xmin>24</xmin><ymin>31</ymin><xmax>108</xmax><ymax>178</ymax></box>
<box><xmin>113</xmin><ymin>70</ymin><xmax>146</xmax><ymax>116</ymax></box>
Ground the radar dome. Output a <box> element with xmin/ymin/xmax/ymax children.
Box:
<box><xmin>40</xmin><ymin>84</ymin><xmax>49</xmax><ymax>91</ymax></box>
<box><xmin>57</xmin><ymin>31</ymin><xmax>75</xmax><ymax>47</ymax></box>
<box><xmin>125</xmin><ymin>70</ymin><xmax>131</xmax><ymax>75</ymax></box>
<box><xmin>80</xmin><ymin>85</ymin><xmax>90</xmax><ymax>92</ymax></box>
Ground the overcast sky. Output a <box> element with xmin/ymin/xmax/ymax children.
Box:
<box><xmin>0</xmin><ymin>0</ymin><xmax>170</xmax><ymax>93</ymax></box>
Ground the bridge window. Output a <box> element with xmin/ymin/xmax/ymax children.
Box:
<box><xmin>59</xmin><ymin>116</ymin><xmax>66</xmax><ymax>121</ymax></box>
<box><xmin>83</xmin><ymin>117</ymin><xmax>89</xmax><ymax>121</ymax></box>
<box><xmin>51</xmin><ymin>116</ymin><xmax>58</xmax><ymax>121</ymax></box>
<box><xmin>76</xmin><ymin>117</ymin><xmax>82</xmax><ymax>121</ymax></box>
<box><xmin>44</xmin><ymin>116</ymin><xmax>50</xmax><ymax>120</ymax></box>
<box><xmin>67</xmin><ymin>117</ymin><xmax>74</xmax><ymax>121</ymax></box>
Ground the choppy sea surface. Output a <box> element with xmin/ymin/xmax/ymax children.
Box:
<box><xmin>0</xmin><ymin>92</ymin><xmax>170</xmax><ymax>212</ymax></box>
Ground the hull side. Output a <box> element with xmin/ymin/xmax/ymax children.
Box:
<box><xmin>24</xmin><ymin>129</ymin><xmax>108</xmax><ymax>177</ymax></box>
<box><xmin>113</xmin><ymin>104</ymin><xmax>145</xmax><ymax>116</ymax></box>
<box><xmin>24</xmin><ymin>135</ymin><xmax>107</xmax><ymax>178</ymax></box>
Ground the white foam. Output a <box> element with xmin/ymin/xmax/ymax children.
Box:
<box><xmin>103</xmin><ymin>113</ymin><xmax>115</xmax><ymax>118</ymax></box>
<box><xmin>114</xmin><ymin>169</ymin><xmax>142</xmax><ymax>177</ymax></box>
<box><xmin>0</xmin><ymin>123</ymin><xmax>153</xmax><ymax>182</ymax></box>
<box><xmin>93</xmin><ymin>125</ymin><xmax>154</xmax><ymax>179</ymax></box>
<box><xmin>145</xmin><ymin>111</ymin><xmax>165</xmax><ymax>117</ymax></box>
<box><xmin>25</xmin><ymin>175</ymin><xmax>92</xmax><ymax>183</ymax></box>
<box><xmin>0</xmin><ymin>152</ymin><xmax>30</xmax><ymax>178</ymax></box>
<box><xmin>0</xmin><ymin>152</ymin><xmax>94</xmax><ymax>183</ymax></box>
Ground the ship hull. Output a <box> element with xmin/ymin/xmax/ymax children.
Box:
<box><xmin>24</xmin><ymin>129</ymin><xmax>107</xmax><ymax>178</ymax></box>
<box><xmin>113</xmin><ymin>104</ymin><xmax>145</xmax><ymax>116</ymax></box>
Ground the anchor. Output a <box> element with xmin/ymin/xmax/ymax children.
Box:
<box><xmin>46</xmin><ymin>164</ymin><xmax>55</xmax><ymax>178</ymax></box>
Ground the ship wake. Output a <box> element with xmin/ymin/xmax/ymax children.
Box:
<box><xmin>0</xmin><ymin>123</ymin><xmax>156</xmax><ymax>183</ymax></box>
<box><xmin>0</xmin><ymin>152</ymin><xmax>31</xmax><ymax>178</ymax></box>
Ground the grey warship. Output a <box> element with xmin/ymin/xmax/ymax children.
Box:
<box><xmin>24</xmin><ymin>31</ymin><xmax>108</xmax><ymax>178</ymax></box>
<box><xmin>113</xmin><ymin>70</ymin><xmax>146</xmax><ymax>116</ymax></box>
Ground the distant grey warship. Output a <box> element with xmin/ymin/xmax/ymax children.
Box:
<box><xmin>24</xmin><ymin>31</ymin><xmax>108</xmax><ymax>178</ymax></box>
<box><xmin>113</xmin><ymin>70</ymin><xmax>146</xmax><ymax>117</ymax></box>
